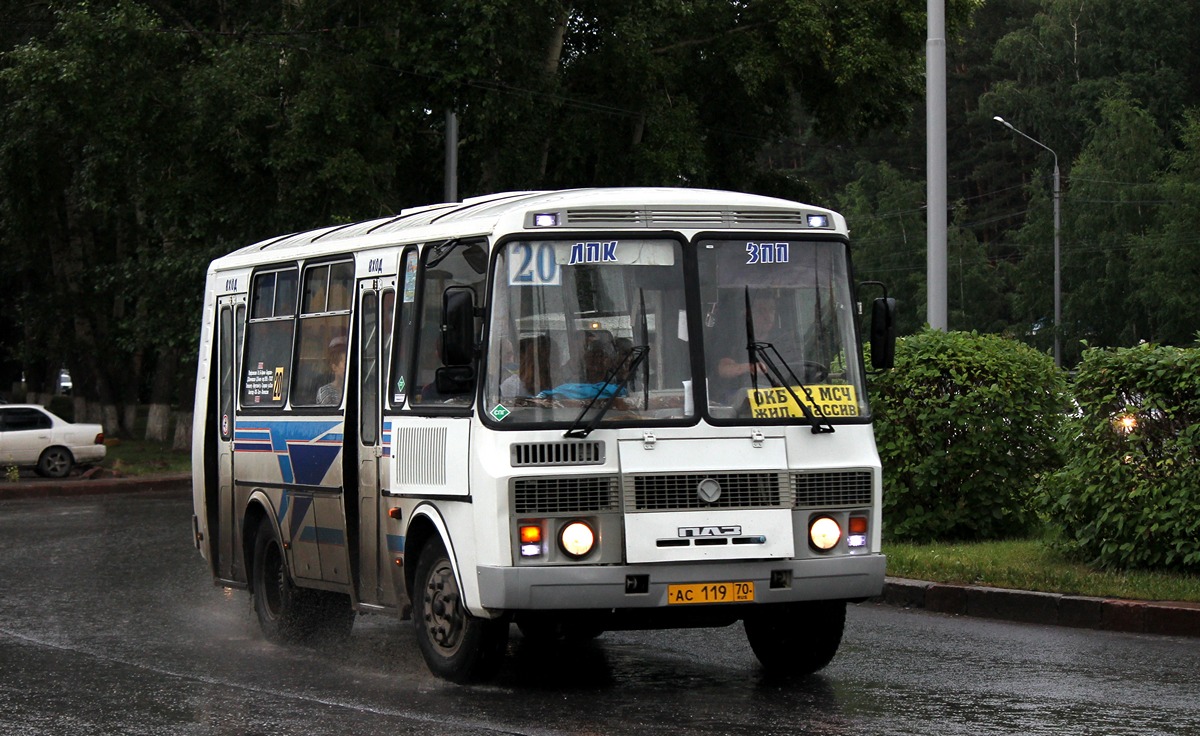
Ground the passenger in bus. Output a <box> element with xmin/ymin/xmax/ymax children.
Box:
<box><xmin>537</xmin><ymin>332</ymin><xmax>624</xmax><ymax>401</ymax></box>
<box><xmin>316</xmin><ymin>335</ymin><xmax>347</xmax><ymax>405</ymax></box>
<box><xmin>500</xmin><ymin>335</ymin><xmax>550</xmax><ymax>398</ymax></box>
<box><xmin>712</xmin><ymin>293</ymin><xmax>801</xmax><ymax>402</ymax></box>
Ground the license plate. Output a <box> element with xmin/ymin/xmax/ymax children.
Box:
<box><xmin>667</xmin><ymin>581</ymin><xmax>754</xmax><ymax>605</ymax></box>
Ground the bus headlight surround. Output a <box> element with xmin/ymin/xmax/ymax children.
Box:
<box><xmin>809</xmin><ymin>516</ymin><xmax>842</xmax><ymax>551</ymax></box>
<box><xmin>559</xmin><ymin>520</ymin><xmax>596</xmax><ymax>559</ymax></box>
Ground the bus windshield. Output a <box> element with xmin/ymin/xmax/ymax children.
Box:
<box><xmin>484</xmin><ymin>238</ymin><xmax>693</xmax><ymax>426</ymax></box>
<box><xmin>697</xmin><ymin>239</ymin><xmax>868</xmax><ymax>422</ymax></box>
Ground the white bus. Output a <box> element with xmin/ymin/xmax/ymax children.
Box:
<box><xmin>191</xmin><ymin>187</ymin><xmax>897</xmax><ymax>682</ymax></box>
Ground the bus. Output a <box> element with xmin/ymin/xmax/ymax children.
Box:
<box><xmin>190</xmin><ymin>187</ymin><xmax>897</xmax><ymax>683</ymax></box>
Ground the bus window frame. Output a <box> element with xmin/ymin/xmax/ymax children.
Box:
<box><xmin>240</xmin><ymin>265</ymin><xmax>300</xmax><ymax>411</ymax></box>
<box><xmin>391</xmin><ymin>240</ymin><xmax>488</xmax><ymax>417</ymax></box>
<box><xmin>290</xmin><ymin>257</ymin><xmax>355</xmax><ymax>411</ymax></box>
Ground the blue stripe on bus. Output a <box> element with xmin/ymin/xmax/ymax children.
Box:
<box><xmin>298</xmin><ymin>525</ymin><xmax>346</xmax><ymax>546</ymax></box>
<box><xmin>234</xmin><ymin>419</ymin><xmax>343</xmax><ymax>485</ymax></box>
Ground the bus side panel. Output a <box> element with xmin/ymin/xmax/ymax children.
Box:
<box><xmin>233</xmin><ymin>414</ymin><xmax>351</xmax><ymax>587</ymax></box>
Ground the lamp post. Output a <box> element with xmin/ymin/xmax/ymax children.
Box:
<box><xmin>994</xmin><ymin>115</ymin><xmax>1061</xmax><ymax>368</ymax></box>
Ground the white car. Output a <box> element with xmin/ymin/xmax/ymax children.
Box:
<box><xmin>0</xmin><ymin>404</ymin><xmax>106</xmax><ymax>478</ymax></box>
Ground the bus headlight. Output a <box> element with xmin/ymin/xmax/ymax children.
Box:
<box><xmin>809</xmin><ymin>517</ymin><xmax>842</xmax><ymax>551</ymax></box>
<box><xmin>559</xmin><ymin>521</ymin><xmax>596</xmax><ymax>559</ymax></box>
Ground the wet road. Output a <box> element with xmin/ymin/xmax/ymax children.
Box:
<box><xmin>1</xmin><ymin>490</ymin><xmax>1198</xmax><ymax>735</ymax></box>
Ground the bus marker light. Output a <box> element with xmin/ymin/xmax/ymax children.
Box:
<box><xmin>809</xmin><ymin>517</ymin><xmax>841</xmax><ymax>550</ymax></box>
<box><xmin>533</xmin><ymin>212</ymin><xmax>559</xmax><ymax>227</ymax></box>
<box><xmin>559</xmin><ymin>521</ymin><xmax>596</xmax><ymax>558</ymax></box>
<box><xmin>807</xmin><ymin>214</ymin><xmax>829</xmax><ymax>228</ymax></box>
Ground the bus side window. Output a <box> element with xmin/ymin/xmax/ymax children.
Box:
<box><xmin>389</xmin><ymin>249</ymin><xmax>419</xmax><ymax>408</ymax></box>
<box><xmin>412</xmin><ymin>242</ymin><xmax>486</xmax><ymax>407</ymax></box>
<box><xmin>292</xmin><ymin>261</ymin><xmax>354</xmax><ymax>406</ymax></box>
<box><xmin>242</xmin><ymin>268</ymin><xmax>298</xmax><ymax>407</ymax></box>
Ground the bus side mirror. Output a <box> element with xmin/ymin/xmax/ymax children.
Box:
<box><xmin>870</xmin><ymin>297</ymin><xmax>897</xmax><ymax>370</ymax></box>
<box><xmin>441</xmin><ymin>287</ymin><xmax>476</xmax><ymax>367</ymax></box>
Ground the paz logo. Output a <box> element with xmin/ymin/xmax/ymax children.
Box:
<box><xmin>490</xmin><ymin>404</ymin><xmax>511</xmax><ymax>421</ymax></box>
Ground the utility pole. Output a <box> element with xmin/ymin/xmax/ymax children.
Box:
<box><xmin>926</xmin><ymin>0</ymin><xmax>948</xmax><ymax>331</ymax></box>
<box><xmin>444</xmin><ymin>110</ymin><xmax>458</xmax><ymax>203</ymax></box>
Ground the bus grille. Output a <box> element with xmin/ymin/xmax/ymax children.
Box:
<box><xmin>511</xmin><ymin>441</ymin><xmax>605</xmax><ymax>467</ymax></box>
<box><xmin>793</xmin><ymin>471</ymin><xmax>873</xmax><ymax>508</ymax></box>
<box><xmin>513</xmin><ymin>476</ymin><xmax>619</xmax><ymax>514</ymax></box>
<box><xmin>624</xmin><ymin>472</ymin><xmax>790</xmax><ymax>511</ymax></box>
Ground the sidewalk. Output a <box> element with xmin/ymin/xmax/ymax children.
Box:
<box><xmin>879</xmin><ymin>577</ymin><xmax>1200</xmax><ymax>639</ymax></box>
<box><xmin>3</xmin><ymin>473</ymin><xmax>1197</xmax><ymax>638</ymax></box>
<box><xmin>0</xmin><ymin>472</ymin><xmax>190</xmax><ymax>499</ymax></box>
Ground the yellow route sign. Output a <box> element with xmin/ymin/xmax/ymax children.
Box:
<box><xmin>747</xmin><ymin>384</ymin><xmax>859</xmax><ymax>419</ymax></box>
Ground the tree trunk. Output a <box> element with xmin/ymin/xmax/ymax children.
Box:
<box><xmin>172</xmin><ymin>411</ymin><xmax>193</xmax><ymax>451</ymax></box>
<box><xmin>145</xmin><ymin>347</ymin><xmax>179</xmax><ymax>442</ymax></box>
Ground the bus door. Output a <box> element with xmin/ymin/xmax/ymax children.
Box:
<box><xmin>214</xmin><ymin>292</ymin><xmax>246</xmax><ymax>581</ymax></box>
<box><xmin>354</xmin><ymin>278</ymin><xmax>395</xmax><ymax>607</ymax></box>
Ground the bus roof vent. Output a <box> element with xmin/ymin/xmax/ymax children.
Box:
<box><xmin>511</xmin><ymin>441</ymin><xmax>606</xmax><ymax>467</ymax></box>
<box><xmin>731</xmin><ymin>209</ymin><xmax>809</xmax><ymax>226</ymax></box>
<box><xmin>562</xmin><ymin>207</ymin><xmax>811</xmax><ymax>228</ymax></box>
<box><xmin>565</xmin><ymin>208</ymin><xmax>642</xmax><ymax>225</ymax></box>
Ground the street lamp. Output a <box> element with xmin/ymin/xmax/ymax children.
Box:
<box><xmin>994</xmin><ymin>115</ymin><xmax>1061</xmax><ymax>368</ymax></box>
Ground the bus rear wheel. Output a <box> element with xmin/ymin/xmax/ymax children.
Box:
<box><xmin>743</xmin><ymin>600</ymin><xmax>846</xmax><ymax>676</ymax></box>
<box><xmin>413</xmin><ymin>540</ymin><xmax>508</xmax><ymax>683</ymax></box>
<box><xmin>251</xmin><ymin>517</ymin><xmax>354</xmax><ymax>644</ymax></box>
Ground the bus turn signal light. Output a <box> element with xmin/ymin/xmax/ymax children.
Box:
<box><xmin>519</xmin><ymin>524</ymin><xmax>543</xmax><ymax>558</ymax></box>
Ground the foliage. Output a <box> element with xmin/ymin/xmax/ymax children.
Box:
<box><xmin>872</xmin><ymin>329</ymin><xmax>1067</xmax><ymax>541</ymax></box>
<box><xmin>1041</xmin><ymin>343</ymin><xmax>1200</xmax><ymax>572</ymax></box>
<box><xmin>886</xmin><ymin>538</ymin><xmax>1200</xmax><ymax>603</ymax></box>
<box><xmin>0</xmin><ymin>0</ymin><xmax>978</xmax><ymax>417</ymax></box>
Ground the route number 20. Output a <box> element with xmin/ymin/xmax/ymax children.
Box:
<box><xmin>509</xmin><ymin>243</ymin><xmax>561</xmax><ymax>285</ymax></box>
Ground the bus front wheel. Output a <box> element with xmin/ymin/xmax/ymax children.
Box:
<box><xmin>413</xmin><ymin>540</ymin><xmax>508</xmax><ymax>683</ymax></box>
<box><xmin>743</xmin><ymin>600</ymin><xmax>846</xmax><ymax>676</ymax></box>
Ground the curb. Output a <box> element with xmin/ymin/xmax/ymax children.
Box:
<box><xmin>0</xmin><ymin>473</ymin><xmax>190</xmax><ymax>499</ymax></box>
<box><xmin>880</xmin><ymin>577</ymin><xmax>1200</xmax><ymax>639</ymax></box>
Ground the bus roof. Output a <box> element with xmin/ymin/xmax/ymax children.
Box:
<box><xmin>214</xmin><ymin>187</ymin><xmax>845</xmax><ymax>266</ymax></box>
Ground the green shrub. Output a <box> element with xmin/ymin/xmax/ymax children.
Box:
<box><xmin>1041</xmin><ymin>343</ymin><xmax>1200</xmax><ymax>572</ymax></box>
<box><xmin>872</xmin><ymin>329</ymin><xmax>1066</xmax><ymax>541</ymax></box>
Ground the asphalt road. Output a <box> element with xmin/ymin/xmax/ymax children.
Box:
<box><xmin>1</xmin><ymin>489</ymin><xmax>1198</xmax><ymax>735</ymax></box>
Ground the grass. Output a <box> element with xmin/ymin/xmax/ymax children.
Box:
<box><xmin>99</xmin><ymin>439</ymin><xmax>191</xmax><ymax>477</ymax></box>
<box><xmin>885</xmin><ymin>538</ymin><xmax>1200</xmax><ymax>604</ymax></box>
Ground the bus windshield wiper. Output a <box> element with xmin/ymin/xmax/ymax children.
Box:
<box><xmin>563</xmin><ymin>345</ymin><xmax>649</xmax><ymax>439</ymax></box>
<box><xmin>743</xmin><ymin>287</ymin><xmax>833</xmax><ymax>435</ymax></box>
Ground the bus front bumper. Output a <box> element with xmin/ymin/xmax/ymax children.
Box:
<box><xmin>476</xmin><ymin>553</ymin><xmax>885</xmax><ymax>611</ymax></box>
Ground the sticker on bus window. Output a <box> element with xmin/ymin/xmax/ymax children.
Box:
<box><xmin>245</xmin><ymin>365</ymin><xmax>278</xmax><ymax>401</ymax></box>
<box><xmin>746</xmin><ymin>385</ymin><xmax>859</xmax><ymax>419</ymax></box>
<box><xmin>403</xmin><ymin>256</ymin><xmax>417</xmax><ymax>302</ymax></box>
<box><xmin>490</xmin><ymin>404</ymin><xmax>511</xmax><ymax>421</ymax></box>
<box><xmin>509</xmin><ymin>242</ymin><xmax>561</xmax><ymax>286</ymax></box>
<box><xmin>394</xmin><ymin>375</ymin><xmax>406</xmax><ymax>404</ymax></box>
<box><xmin>745</xmin><ymin>242</ymin><xmax>790</xmax><ymax>265</ymax></box>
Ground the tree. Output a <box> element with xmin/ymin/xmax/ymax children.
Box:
<box><xmin>1131</xmin><ymin>110</ymin><xmax>1200</xmax><ymax>346</ymax></box>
